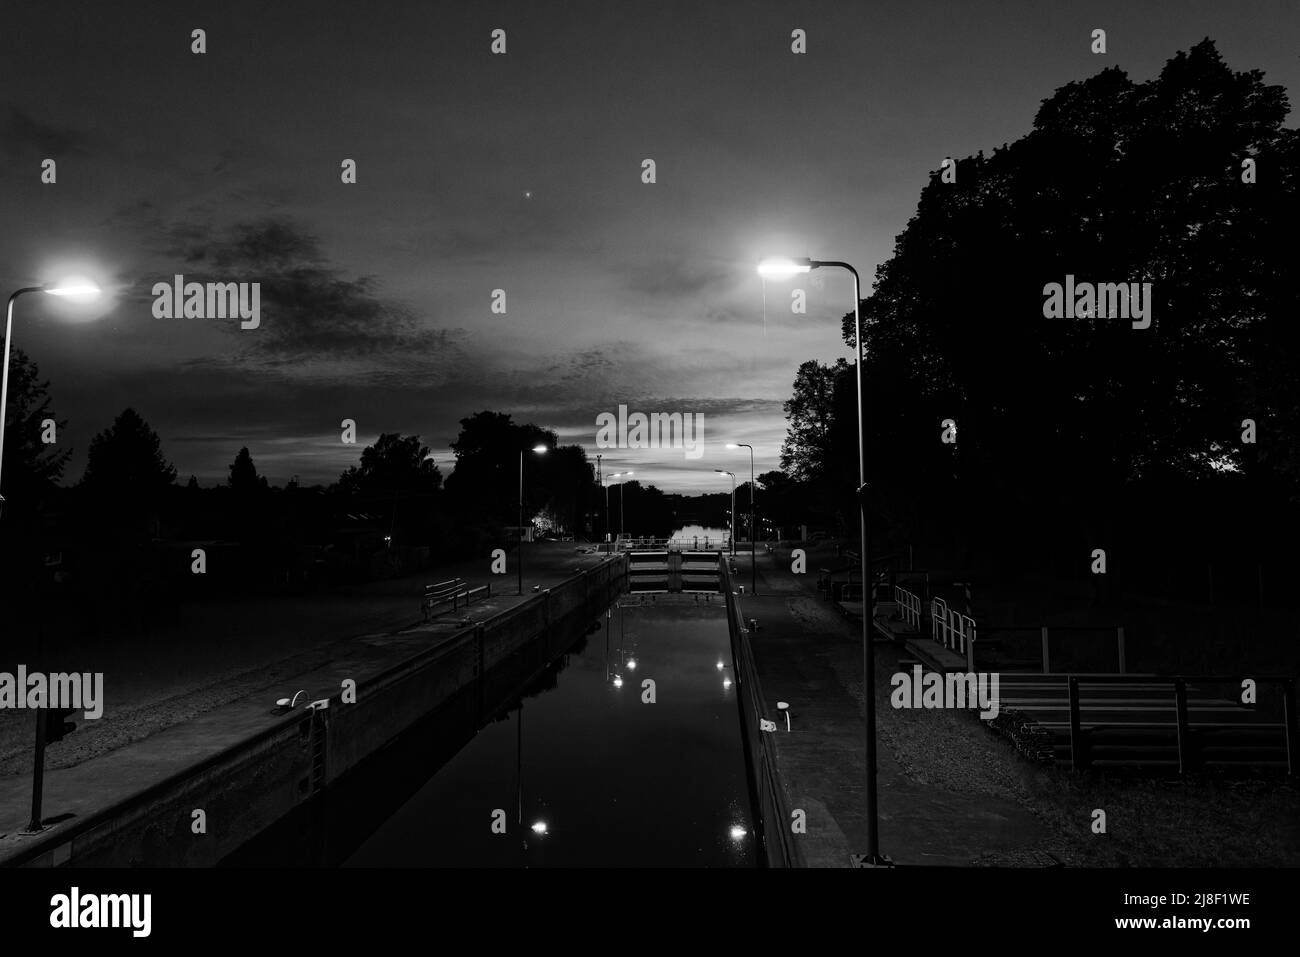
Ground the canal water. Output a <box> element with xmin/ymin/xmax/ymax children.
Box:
<box><xmin>226</xmin><ymin>592</ymin><xmax>756</xmax><ymax>867</ymax></box>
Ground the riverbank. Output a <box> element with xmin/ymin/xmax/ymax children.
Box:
<box><xmin>0</xmin><ymin>543</ymin><xmax>604</xmax><ymax>780</ymax></box>
<box><xmin>738</xmin><ymin>544</ymin><xmax>1300</xmax><ymax>866</ymax></box>
<box><xmin>0</xmin><ymin>547</ymin><xmax>619</xmax><ymax>864</ymax></box>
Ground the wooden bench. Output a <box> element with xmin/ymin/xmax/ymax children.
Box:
<box><xmin>422</xmin><ymin>578</ymin><xmax>491</xmax><ymax>621</ymax></box>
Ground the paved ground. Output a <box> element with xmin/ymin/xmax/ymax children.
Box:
<box><xmin>737</xmin><ymin>545</ymin><xmax>1059</xmax><ymax>867</ymax></box>
<box><xmin>0</xmin><ymin>542</ymin><xmax>606</xmax><ymax>853</ymax></box>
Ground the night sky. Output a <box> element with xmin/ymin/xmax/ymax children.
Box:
<box><xmin>2</xmin><ymin>1</ymin><xmax>1297</xmax><ymax>492</ymax></box>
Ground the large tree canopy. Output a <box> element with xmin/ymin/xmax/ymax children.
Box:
<box><xmin>338</xmin><ymin>432</ymin><xmax>442</xmax><ymax>499</ymax></box>
<box><xmin>822</xmin><ymin>38</ymin><xmax>1300</xmax><ymax>570</ymax></box>
<box><xmin>445</xmin><ymin>411</ymin><xmax>594</xmax><ymax>536</ymax></box>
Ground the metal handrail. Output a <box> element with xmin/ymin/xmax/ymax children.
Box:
<box><xmin>894</xmin><ymin>585</ymin><xmax>922</xmax><ymax>631</ymax></box>
<box><xmin>980</xmin><ymin>624</ymin><xmax>1127</xmax><ymax>674</ymax></box>
<box><xmin>1061</xmin><ymin>674</ymin><xmax>1299</xmax><ymax>775</ymax></box>
<box><xmin>929</xmin><ymin>596</ymin><xmax>977</xmax><ymax>669</ymax></box>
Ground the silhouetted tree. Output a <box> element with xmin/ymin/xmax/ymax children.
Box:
<box><xmin>780</xmin><ymin>359</ymin><xmax>845</xmax><ymax>483</ymax></box>
<box><xmin>228</xmin><ymin>447</ymin><xmax>261</xmax><ymax>492</ymax></box>
<box><xmin>0</xmin><ymin>347</ymin><xmax>70</xmax><ymax>502</ymax></box>
<box><xmin>80</xmin><ymin>408</ymin><xmax>177</xmax><ymax>499</ymax></box>
<box><xmin>338</xmin><ymin>433</ymin><xmax>442</xmax><ymax>498</ymax></box>
<box><xmin>0</xmin><ymin>348</ymin><xmax>69</xmax><ymax>589</ymax></box>
<box><xmin>817</xmin><ymin>38</ymin><xmax>1300</xmax><ymax>581</ymax></box>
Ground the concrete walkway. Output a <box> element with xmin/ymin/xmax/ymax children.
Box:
<box><xmin>735</xmin><ymin>547</ymin><xmax>1055</xmax><ymax>867</ymax></box>
<box><xmin>0</xmin><ymin>545</ymin><xmax>610</xmax><ymax>862</ymax></box>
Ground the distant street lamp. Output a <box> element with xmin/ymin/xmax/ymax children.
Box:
<box><xmin>714</xmin><ymin>469</ymin><xmax>736</xmax><ymax>557</ymax></box>
<box><xmin>519</xmin><ymin>444</ymin><xmax>548</xmax><ymax>595</ymax></box>
<box><xmin>1</xmin><ymin>280</ymin><xmax>101</xmax><ymax>517</ymax></box>
<box><xmin>758</xmin><ymin>254</ymin><xmax>885</xmax><ymax>866</ymax></box>
<box><xmin>609</xmin><ymin>472</ymin><xmax>633</xmax><ymax>542</ymax></box>
<box><xmin>595</xmin><ymin>453</ymin><xmax>603</xmax><ymax>540</ymax></box>
<box><xmin>726</xmin><ymin>443</ymin><xmax>756</xmax><ymax>594</ymax></box>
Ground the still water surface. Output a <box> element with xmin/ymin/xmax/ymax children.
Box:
<box><xmin>344</xmin><ymin>595</ymin><xmax>755</xmax><ymax>867</ymax></box>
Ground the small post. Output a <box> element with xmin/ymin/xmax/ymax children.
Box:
<box><xmin>1282</xmin><ymin>679</ymin><xmax>1298</xmax><ymax>778</ymax></box>
<box><xmin>1116</xmin><ymin>626</ymin><xmax>1126</xmax><ymax>674</ymax></box>
<box><xmin>1174</xmin><ymin>679</ymin><xmax>1192</xmax><ymax>774</ymax></box>
<box><xmin>1041</xmin><ymin>626</ymin><xmax>1050</xmax><ymax>674</ymax></box>
<box><xmin>28</xmin><ymin>710</ymin><xmax>47</xmax><ymax>832</ymax></box>
<box><xmin>1067</xmin><ymin>677</ymin><xmax>1084</xmax><ymax>771</ymax></box>
<box><xmin>475</xmin><ymin>622</ymin><xmax>485</xmax><ymax>675</ymax></box>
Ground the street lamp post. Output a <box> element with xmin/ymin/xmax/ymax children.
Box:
<box><xmin>3</xmin><ymin>280</ymin><xmax>100</xmax><ymax>833</ymax></box>
<box><xmin>609</xmin><ymin>472</ymin><xmax>633</xmax><ymax>542</ymax></box>
<box><xmin>595</xmin><ymin>453</ymin><xmax>603</xmax><ymax>541</ymax></box>
<box><xmin>757</xmin><ymin>255</ymin><xmax>885</xmax><ymax>866</ymax></box>
<box><xmin>603</xmin><ymin>479</ymin><xmax>611</xmax><ymax>547</ymax></box>
<box><xmin>1</xmin><ymin>281</ymin><xmax>101</xmax><ymax>516</ymax></box>
<box><xmin>714</xmin><ymin>469</ymin><xmax>736</xmax><ymax>558</ymax></box>
<box><xmin>519</xmin><ymin>444</ymin><xmax>548</xmax><ymax>595</ymax></box>
<box><xmin>727</xmin><ymin>443</ymin><xmax>756</xmax><ymax>594</ymax></box>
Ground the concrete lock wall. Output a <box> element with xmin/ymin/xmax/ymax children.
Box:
<box><xmin>15</xmin><ymin>554</ymin><xmax>628</xmax><ymax>868</ymax></box>
<box><xmin>721</xmin><ymin>563</ymin><xmax>804</xmax><ymax>868</ymax></box>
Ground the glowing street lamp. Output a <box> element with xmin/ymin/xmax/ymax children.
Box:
<box><xmin>518</xmin><ymin>444</ymin><xmax>548</xmax><ymax>595</ymax></box>
<box><xmin>726</xmin><ymin>442</ymin><xmax>756</xmax><ymax>594</ymax></box>
<box><xmin>714</xmin><ymin>469</ymin><xmax>736</xmax><ymax>557</ymax></box>
<box><xmin>756</xmin><ymin>257</ymin><xmax>813</xmax><ymax>280</ymax></box>
<box><xmin>1</xmin><ymin>280</ymin><xmax>101</xmax><ymax>516</ymax></box>
<box><xmin>757</xmin><ymin>254</ymin><xmax>886</xmax><ymax>866</ymax></box>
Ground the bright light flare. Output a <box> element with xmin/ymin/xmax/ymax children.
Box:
<box><xmin>44</xmin><ymin>277</ymin><xmax>100</xmax><ymax>300</ymax></box>
<box><xmin>757</xmin><ymin>257</ymin><xmax>812</xmax><ymax>280</ymax></box>
<box><xmin>729</xmin><ymin>825</ymin><xmax>748</xmax><ymax>840</ymax></box>
<box><xmin>627</xmin><ymin>658</ymin><xmax>637</xmax><ymax>670</ymax></box>
<box><xmin>531</xmin><ymin>821</ymin><xmax>548</xmax><ymax>835</ymax></box>
<box><xmin>532</xmin><ymin>444</ymin><xmax>548</xmax><ymax>453</ymax></box>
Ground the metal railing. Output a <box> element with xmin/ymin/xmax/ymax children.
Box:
<box><xmin>616</xmin><ymin>536</ymin><xmax>731</xmax><ymax>552</ymax></box>
<box><xmin>981</xmin><ymin>624</ymin><xmax>1127</xmax><ymax>674</ymax></box>
<box><xmin>930</xmin><ymin>597</ymin><xmax>978</xmax><ymax>669</ymax></box>
<box><xmin>1061</xmin><ymin>674</ymin><xmax>1299</xmax><ymax>775</ymax></box>
<box><xmin>894</xmin><ymin>585</ymin><xmax>922</xmax><ymax>631</ymax></box>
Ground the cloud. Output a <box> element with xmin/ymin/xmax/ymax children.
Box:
<box><xmin>0</xmin><ymin>105</ymin><xmax>91</xmax><ymax>158</ymax></box>
<box><xmin>154</xmin><ymin>217</ymin><xmax>473</xmax><ymax>369</ymax></box>
<box><xmin>618</xmin><ymin>254</ymin><xmax>728</xmax><ymax>299</ymax></box>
